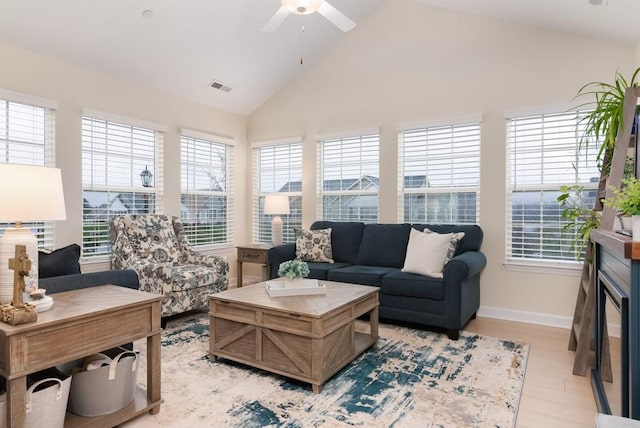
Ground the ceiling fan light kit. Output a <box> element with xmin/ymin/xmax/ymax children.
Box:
<box><xmin>283</xmin><ymin>0</ymin><xmax>322</xmax><ymax>15</ymax></box>
<box><xmin>263</xmin><ymin>0</ymin><xmax>356</xmax><ymax>33</ymax></box>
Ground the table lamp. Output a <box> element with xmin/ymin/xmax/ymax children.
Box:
<box><xmin>264</xmin><ymin>194</ymin><xmax>290</xmax><ymax>246</ymax></box>
<box><xmin>0</xmin><ymin>164</ymin><xmax>67</xmax><ymax>304</ymax></box>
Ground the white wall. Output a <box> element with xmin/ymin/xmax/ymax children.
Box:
<box><xmin>248</xmin><ymin>0</ymin><xmax>637</xmax><ymax>324</ymax></box>
<box><xmin>0</xmin><ymin>41</ymin><xmax>249</xmax><ymax>277</ymax></box>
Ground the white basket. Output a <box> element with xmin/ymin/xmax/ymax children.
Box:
<box><xmin>60</xmin><ymin>347</ymin><xmax>138</xmax><ymax>417</ymax></box>
<box><xmin>0</xmin><ymin>369</ymin><xmax>71</xmax><ymax>428</ymax></box>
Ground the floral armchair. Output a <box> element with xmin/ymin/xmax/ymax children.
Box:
<box><xmin>110</xmin><ymin>214</ymin><xmax>229</xmax><ymax>318</ymax></box>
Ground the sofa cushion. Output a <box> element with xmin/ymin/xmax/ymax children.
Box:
<box><xmin>311</xmin><ymin>221</ymin><xmax>364</xmax><ymax>264</ymax></box>
<box><xmin>401</xmin><ymin>228</ymin><xmax>451</xmax><ymax>278</ymax></box>
<box><xmin>356</xmin><ymin>223</ymin><xmax>411</xmax><ymax>268</ymax></box>
<box><xmin>295</xmin><ymin>228</ymin><xmax>334</xmax><ymax>263</ymax></box>
<box><xmin>381</xmin><ymin>269</ymin><xmax>445</xmax><ymax>300</ymax></box>
<box><xmin>327</xmin><ymin>265</ymin><xmax>396</xmax><ymax>287</ymax></box>
<box><xmin>305</xmin><ymin>262</ymin><xmax>351</xmax><ymax>280</ymax></box>
<box><xmin>413</xmin><ymin>224</ymin><xmax>483</xmax><ymax>255</ymax></box>
<box><xmin>39</xmin><ymin>244</ymin><xmax>81</xmax><ymax>279</ymax></box>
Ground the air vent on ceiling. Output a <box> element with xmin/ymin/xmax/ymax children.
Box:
<box><xmin>209</xmin><ymin>79</ymin><xmax>233</xmax><ymax>93</ymax></box>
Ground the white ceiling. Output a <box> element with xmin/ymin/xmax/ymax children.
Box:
<box><xmin>0</xmin><ymin>0</ymin><xmax>638</xmax><ymax>116</ymax></box>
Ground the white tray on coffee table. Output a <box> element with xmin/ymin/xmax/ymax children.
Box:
<box><xmin>265</xmin><ymin>279</ymin><xmax>327</xmax><ymax>297</ymax></box>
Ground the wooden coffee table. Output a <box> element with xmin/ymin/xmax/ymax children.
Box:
<box><xmin>209</xmin><ymin>280</ymin><xmax>379</xmax><ymax>393</ymax></box>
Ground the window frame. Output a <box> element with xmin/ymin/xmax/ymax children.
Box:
<box><xmin>505</xmin><ymin>107</ymin><xmax>600</xmax><ymax>269</ymax></box>
<box><xmin>398</xmin><ymin>118</ymin><xmax>481</xmax><ymax>224</ymax></box>
<box><xmin>316</xmin><ymin>131</ymin><xmax>380</xmax><ymax>223</ymax></box>
<box><xmin>252</xmin><ymin>139</ymin><xmax>303</xmax><ymax>245</ymax></box>
<box><xmin>180</xmin><ymin>129</ymin><xmax>234</xmax><ymax>249</ymax></box>
<box><xmin>81</xmin><ymin>111</ymin><xmax>165</xmax><ymax>260</ymax></box>
<box><xmin>0</xmin><ymin>91</ymin><xmax>58</xmax><ymax>250</ymax></box>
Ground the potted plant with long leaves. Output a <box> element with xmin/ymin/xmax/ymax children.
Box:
<box><xmin>575</xmin><ymin>67</ymin><xmax>640</xmax><ymax>176</ymax></box>
<box><xmin>558</xmin><ymin>68</ymin><xmax>640</xmax><ymax>258</ymax></box>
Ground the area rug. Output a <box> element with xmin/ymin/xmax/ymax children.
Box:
<box><xmin>125</xmin><ymin>312</ymin><xmax>529</xmax><ymax>428</ymax></box>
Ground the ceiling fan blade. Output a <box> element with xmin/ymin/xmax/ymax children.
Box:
<box><xmin>317</xmin><ymin>1</ymin><xmax>356</xmax><ymax>32</ymax></box>
<box><xmin>262</xmin><ymin>6</ymin><xmax>290</xmax><ymax>32</ymax></box>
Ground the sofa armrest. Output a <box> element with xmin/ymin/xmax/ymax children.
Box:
<box><xmin>444</xmin><ymin>251</ymin><xmax>487</xmax><ymax>282</ymax></box>
<box><xmin>40</xmin><ymin>269</ymin><xmax>139</xmax><ymax>295</ymax></box>
<box><xmin>267</xmin><ymin>244</ymin><xmax>296</xmax><ymax>279</ymax></box>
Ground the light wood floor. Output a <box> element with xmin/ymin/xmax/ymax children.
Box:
<box><xmin>465</xmin><ymin>316</ymin><xmax>618</xmax><ymax>428</ymax></box>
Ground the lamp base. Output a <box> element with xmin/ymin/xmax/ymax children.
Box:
<box><xmin>0</xmin><ymin>227</ymin><xmax>38</xmax><ymax>304</ymax></box>
<box><xmin>271</xmin><ymin>216</ymin><xmax>283</xmax><ymax>246</ymax></box>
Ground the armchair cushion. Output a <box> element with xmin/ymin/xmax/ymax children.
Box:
<box><xmin>119</xmin><ymin>215</ymin><xmax>181</xmax><ymax>264</ymax></box>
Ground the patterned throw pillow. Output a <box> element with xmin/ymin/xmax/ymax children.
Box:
<box><xmin>422</xmin><ymin>228</ymin><xmax>465</xmax><ymax>264</ymax></box>
<box><xmin>295</xmin><ymin>228</ymin><xmax>334</xmax><ymax>263</ymax></box>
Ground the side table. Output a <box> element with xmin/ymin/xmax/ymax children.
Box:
<box><xmin>0</xmin><ymin>285</ymin><xmax>163</xmax><ymax>428</ymax></box>
<box><xmin>236</xmin><ymin>244</ymin><xmax>273</xmax><ymax>287</ymax></box>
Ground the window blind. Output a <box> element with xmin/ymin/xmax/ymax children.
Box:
<box><xmin>252</xmin><ymin>143</ymin><xmax>302</xmax><ymax>244</ymax></box>
<box><xmin>0</xmin><ymin>98</ymin><xmax>57</xmax><ymax>249</ymax></box>
<box><xmin>506</xmin><ymin>110</ymin><xmax>599</xmax><ymax>263</ymax></box>
<box><xmin>181</xmin><ymin>134</ymin><xmax>234</xmax><ymax>246</ymax></box>
<box><xmin>399</xmin><ymin>122</ymin><xmax>480</xmax><ymax>224</ymax></box>
<box><xmin>82</xmin><ymin>116</ymin><xmax>164</xmax><ymax>258</ymax></box>
<box><xmin>317</xmin><ymin>133</ymin><xmax>379</xmax><ymax>223</ymax></box>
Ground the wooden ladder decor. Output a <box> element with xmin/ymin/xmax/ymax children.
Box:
<box><xmin>569</xmin><ymin>86</ymin><xmax>640</xmax><ymax>381</ymax></box>
<box><xmin>568</xmin><ymin>174</ymin><xmax>612</xmax><ymax>381</ymax></box>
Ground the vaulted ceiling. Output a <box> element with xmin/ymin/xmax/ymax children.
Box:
<box><xmin>0</xmin><ymin>0</ymin><xmax>638</xmax><ymax>116</ymax></box>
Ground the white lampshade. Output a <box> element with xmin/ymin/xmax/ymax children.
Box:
<box><xmin>0</xmin><ymin>164</ymin><xmax>67</xmax><ymax>304</ymax></box>
<box><xmin>264</xmin><ymin>194</ymin><xmax>290</xmax><ymax>246</ymax></box>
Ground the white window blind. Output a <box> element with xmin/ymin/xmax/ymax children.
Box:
<box><xmin>252</xmin><ymin>142</ymin><xmax>302</xmax><ymax>244</ymax></box>
<box><xmin>0</xmin><ymin>98</ymin><xmax>57</xmax><ymax>249</ymax></box>
<box><xmin>317</xmin><ymin>133</ymin><xmax>379</xmax><ymax>223</ymax></box>
<box><xmin>181</xmin><ymin>133</ymin><xmax>234</xmax><ymax>247</ymax></box>
<box><xmin>506</xmin><ymin>110</ymin><xmax>599</xmax><ymax>263</ymax></box>
<box><xmin>399</xmin><ymin>122</ymin><xmax>480</xmax><ymax>224</ymax></box>
<box><xmin>82</xmin><ymin>116</ymin><xmax>164</xmax><ymax>258</ymax></box>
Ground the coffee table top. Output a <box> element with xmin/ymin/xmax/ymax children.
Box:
<box><xmin>210</xmin><ymin>280</ymin><xmax>378</xmax><ymax>318</ymax></box>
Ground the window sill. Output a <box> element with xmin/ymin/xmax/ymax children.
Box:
<box><xmin>503</xmin><ymin>260</ymin><xmax>582</xmax><ymax>276</ymax></box>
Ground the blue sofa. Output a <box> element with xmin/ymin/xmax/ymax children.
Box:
<box><xmin>39</xmin><ymin>269</ymin><xmax>139</xmax><ymax>294</ymax></box>
<box><xmin>267</xmin><ymin>221</ymin><xmax>486</xmax><ymax>340</ymax></box>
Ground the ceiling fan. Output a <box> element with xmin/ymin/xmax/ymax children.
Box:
<box><xmin>263</xmin><ymin>0</ymin><xmax>356</xmax><ymax>33</ymax></box>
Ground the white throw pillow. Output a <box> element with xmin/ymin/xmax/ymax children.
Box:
<box><xmin>422</xmin><ymin>228</ymin><xmax>465</xmax><ymax>264</ymax></box>
<box><xmin>402</xmin><ymin>228</ymin><xmax>452</xmax><ymax>278</ymax></box>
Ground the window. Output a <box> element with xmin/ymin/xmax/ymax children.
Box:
<box><xmin>317</xmin><ymin>133</ymin><xmax>379</xmax><ymax>223</ymax></box>
<box><xmin>252</xmin><ymin>142</ymin><xmax>302</xmax><ymax>244</ymax></box>
<box><xmin>82</xmin><ymin>114</ymin><xmax>164</xmax><ymax>258</ymax></box>
<box><xmin>0</xmin><ymin>95</ymin><xmax>57</xmax><ymax>249</ymax></box>
<box><xmin>399</xmin><ymin>121</ymin><xmax>480</xmax><ymax>224</ymax></box>
<box><xmin>506</xmin><ymin>110</ymin><xmax>599</xmax><ymax>263</ymax></box>
<box><xmin>181</xmin><ymin>131</ymin><xmax>234</xmax><ymax>246</ymax></box>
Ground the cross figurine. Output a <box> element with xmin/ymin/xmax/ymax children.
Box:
<box><xmin>8</xmin><ymin>244</ymin><xmax>31</xmax><ymax>307</ymax></box>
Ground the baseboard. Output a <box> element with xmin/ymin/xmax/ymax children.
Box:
<box><xmin>478</xmin><ymin>305</ymin><xmax>621</xmax><ymax>338</ymax></box>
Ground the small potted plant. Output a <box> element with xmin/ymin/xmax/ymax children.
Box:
<box><xmin>278</xmin><ymin>260</ymin><xmax>310</xmax><ymax>287</ymax></box>
<box><xmin>605</xmin><ymin>177</ymin><xmax>640</xmax><ymax>240</ymax></box>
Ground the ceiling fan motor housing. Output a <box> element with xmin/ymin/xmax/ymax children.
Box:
<box><xmin>283</xmin><ymin>0</ymin><xmax>323</xmax><ymax>15</ymax></box>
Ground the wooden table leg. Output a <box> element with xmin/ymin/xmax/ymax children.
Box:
<box><xmin>370</xmin><ymin>306</ymin><xmax>379</xmax><ymax>342</ymax></box>
<box><xmin>147</xmin><ymin>332</ymin><xmax>161</xmax><ymax>415</ymax></box>
<box><xmin>237</xmin><ymin>260</ymin><xmax>243</xmax><ymax>288</ymax></box>
<box><xmin>7</xmin><ymin>376</ymin><xmax>26</xmax><ymax>428</ymax></box>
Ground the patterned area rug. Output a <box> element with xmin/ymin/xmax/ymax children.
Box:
<box><xmin>125</xmin><ymin>312</ymin><xmax>529</xmax><ymax>428</ymax></box>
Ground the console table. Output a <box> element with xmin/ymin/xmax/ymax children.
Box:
<box><xmin>0</xmin><ymin>285</ymin><xmax>163</xmax><ymax>427</ymax></box>
<box><xmin>591</xmin><ymin>229</ymin><xmax>640</xmax><ymax>418</ymax></box>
